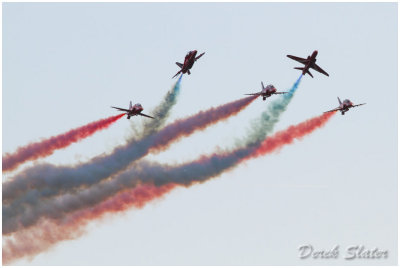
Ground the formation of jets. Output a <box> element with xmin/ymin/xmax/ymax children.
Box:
<box><xmin>112</xmin><ymin>49</ymin><xmax>365</xmax><ymax>119</ymax></box>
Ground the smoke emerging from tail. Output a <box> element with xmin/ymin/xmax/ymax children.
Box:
<box><xmin>2</xmin><ymin>112</ymin><xmax>335</xmax><ymax>263</ymax></box>
<box><xmin>2</xmin><ymin>95</ymin><xmax>257</xmax><ymax>234</ymax></box>
<box><xmin>3</xmin><ymin>79</ymin><xmax>182</xmax><ymax>204</ymax></box>
<box><xmin>246</xmin><ymin>111</ymin><xmax>335</xmax><ymax>159</ymax></box>
<box><xmin>140</xmin><ymin>74</ymin><xmax>182</xmax><ymax>137</ymax></box>
<box><xmin>2</xmin><ymin>77</ymin><xmax>299</xmax><ymax>235</ymax></box>
<box><xmin>2</xmin><ymin>76</ymin><xmax>305</xmax><ymax>262</ymax></box>
<box><xmin>2</xmin><ymin>114</ymin><xmax>125</xmax><ymax>172</ymax></box>
<box><xmin>148</xmin><ymin>95</ymin><xmax>257</xmax><ymax>154</ymax></box>
<box><xmin>79</xmin><ymin>112</ymin><xmax>336</xmax><ymax>219</ymax></box>
<box><xmin>243</xmin><ymin>74</ymin><xmax>302</xmax><ymax>147</ymax></box>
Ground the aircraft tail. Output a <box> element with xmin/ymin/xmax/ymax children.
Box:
<box><xmin>337</xmin><ymin>97</ymin><xmax>342</xmax><ymax>105</ymax></box>
<box><xmin>176</xmin><ymin>62</ymin><xmax>183</xmax><ymax>68</ymax></box>
<box><xmin>129</xmin><ymin>101</ymin><xmax>132</xmax><ymax>110</ymax></box>
<box><xmin>261</xmin><ymin>81</ymin><xmax>265</xmax><ymax>89</ymax></box>
<box><xmin>294</xmin><ymin>67</ymin><xmax>313</xmax><ymax>78</ymax></box>
<box><xmin>172</xmin><ymin>70</ymin><xmax>182</xmax><ymax>78</ymax></box>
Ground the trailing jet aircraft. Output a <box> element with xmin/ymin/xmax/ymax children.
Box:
<box><xmin>287</xmin><ymin>50</ymin><xmax>329</xmax><ymax>78</ymax></box>
<box><xmin>324</xmin><ymin>97</ymin><xmax>366</xmax><ymax>115</ymax></box>
<box><xmin>172</xmin><ymin>50</ymin><xmax>205</xmax><ymax>78</ymax></box>
<box><xmin>245</xmin><ymin>82</ymin><xmax>287</xmax><ymax>101</ymax></box>
<box><xmin>111</xmin><ymin>101</ymin><xmax>155</xmax><ymax>119</ymax></box>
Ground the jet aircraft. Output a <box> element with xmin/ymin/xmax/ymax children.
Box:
<box><xmin>172</xmin><ymin>50</ymin><xmax>205</xmax><ymax>78</ymax></box>
<box><xmin>324</xmin><ymin>97</ymin><xmax>366</xmax><ymax>115</ymax></box>
<box><xmin>245</xmin><ymin>82</ymin><xmax>287</xmax><ymax>100</ymax></box>
<box><xmin>287</xmin><ymin>50</ymin><xmax>329</xmax><ymax>78</ymax></box>
<box><xmin>111</xmin><ymin>101</ymin><xmax>155</xmax><ymax>119</ymax></box>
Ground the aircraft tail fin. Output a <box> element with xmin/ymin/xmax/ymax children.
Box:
<box><xmin>176</xmin><ymin>62</ymin><xmax>183</xmax><ymax>68</ymax></box>
<box><xmin>261</xmin><ymin>81</ymin><xmax>265</xmax><ymax>89</ymax></box>
<box><xmin>129</xmin><ymin>101</ymin><xmax>132</xmax><ymax>110</ymax></box>
<box><xmin>337</xmin><ymin>97</ymin><xmax>342</xmax><ymax>105</ymax></box>
<box><xmin>172</xmin><ymin>70</ymin><xmax>182</xmax><ymax>78</ymax></box>
<box><xmin>294</xmin><ymin>67</ymin><xmax>313</xmax><ymax>77</ymax></box>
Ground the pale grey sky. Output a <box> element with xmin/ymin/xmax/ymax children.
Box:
<box><xmin>3</xmin><ymin>2</ymin><xmax>397</xmax><ymax>265</ymax></box>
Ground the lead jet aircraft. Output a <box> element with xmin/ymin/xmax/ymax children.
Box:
<box><xmin>287</xmin><ymin>50</ymin><xmax>329</xmax><ymax>78</ymax></box>
<box><xmin>111</xmin><ymin>101</ymin><xmax>155</xmax><ymax>119</ymax></box>
<box><xmin>324</xmin><ymin>97</ymin><xmax>366</xmax><ymax>115</ymax></box>
<box><xmin>245</xmin><ymin>82</ymin><xmax>287</xmax><ymax>101</ymax></box>
<box><xmin>172</xmin><ymin>50</ymin><xmax>205</xmax><ymax>78</ymax></box>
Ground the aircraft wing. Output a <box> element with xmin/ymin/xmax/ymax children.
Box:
<box><xmin>111</xmin><ymin>106</ymin><xmax>130</xmax><ymax>112</ymax></box>
<box><xmin>195</xmin><ymin>52</ymin><xmax>205</xmax><ymax>61</ymax></box>
<box><xmin>139</xmin><ymin>112</ymin><xmax>155</xmax><ymax>119</ymax></box>
<box><xmin>273</xmin><ymin>92</ymin><xmax>288</xmax><ymax>95</ymax></box>
<box><xmin>244</xmin><ymin>92</ymin><xmax>262</xmax><ymax>96</ymax></box>
<box><xmin>311</xmin><ymin>63</ymin><xmax>329</xmax><ymax>76</ymax></box>
<box><xmin>351</xmin><ymin>103</ymin><xmax>366</xmax><ymax>108</ymax></box>
<box><xmin>324</xmin><ymin>107</ymin><xmax>341</xmax><ymax>113</ymax></box>
<box><xmin>287</xmin><ymin>55</ymin><xmax>308</xmax><ymax>64</ymax></box>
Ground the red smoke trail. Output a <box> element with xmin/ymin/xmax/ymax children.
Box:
<box><xmin>72</xmin><ymin>113</ymin><xmax>336</xmax><ymax>223</ymax></box>
<box><xmin>2</xmin><ymin>112</ymin><xmax>335</xmax><ymax>264</ymax></box>
<box><xmin>149</xmin><ymin>95</ymin><xmax>258</xmax><ymax>154</ymax></box>
<box><xmin>243</xmin><ymin>111</ymin><xmax>336</xmax><ymax>161</ymax></box>
<box><xmin>2</xmin><ymin>95</ymin><xmax>258</xmax><ymax>221</ymax></box>
<box><xmin>2</xmin><ymin>183</ymin><xmax>177</xmax><ymax>264</ymax></box>
<box><xmin>2</xmin><ymin>113</ymin><xmax>125</xmax><ymax>172</ymax></box>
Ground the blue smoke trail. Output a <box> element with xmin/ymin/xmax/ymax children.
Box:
<box><xmin>140</xmin><ymin>76</ymin><xmax>182</xmax><ymax>137</ymax></box>
<box><xmin>244</xmin><ymin>74</ymin><xmax>303</xmax><ymax>147</ymax></box>
<box><xmin>285</xmin><ymin>74</ymin><xmax>303</xmax><ymax>98</ymax></box>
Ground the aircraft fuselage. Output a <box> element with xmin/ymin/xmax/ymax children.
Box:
<box><xmin>324</xmin><ymin>98</ymin><xmax>364</xmax><ymax>115</ymax></box>
<box><xmin>111</xmin><ymin>102</ymin><xmax>154</xmax><ymax>120</ymax></box>
<box><xmin>339</xmin><ymin>99</ymin><xmax>353</xmax><ymax>115</ymax></box>
<box><xmin>126</xmin><ymin>104</ymin><xmax>144</xmax><ymax>118</ymax></box>
<box><xmin>181</xmin><ymin>50</ymin><xmax>197</xmax><ymax>74</ymax></box>
<box><xmin>303</xmin><ymin>50</ymin><xmax>318</xmax><ymax>75</ymax></box>
<box><xmin>261</xmin><ymin>85</ymin><xmax>277</xmax><ymax>100</ymax></box>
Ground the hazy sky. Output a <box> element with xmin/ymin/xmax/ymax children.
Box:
<box><xmin>3</xmin><ymin>2</ymin><xmax>397</xmax><ymax>265</ymax></box>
